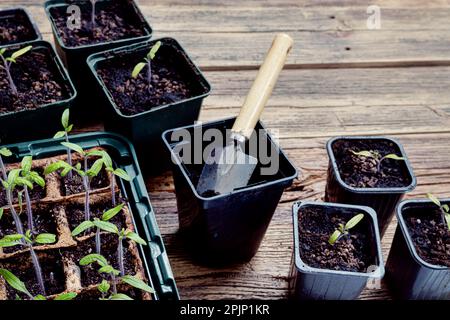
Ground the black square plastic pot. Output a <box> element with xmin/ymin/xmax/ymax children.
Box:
<box><xmin>325</xmin><ymin>136</ymin><xmax>416</xmax><ymax>236</ymax></box>
<box><xmin>162</xmin><ymin>117</ymin><xmax>298</xmax><ymax>265</ymax></box>
<box><xmin>0</xmin><ymin>7</ymin><xmax>41</xmax><ymax>46</ymax></box>
<box><xmin>44</xmin><ymin>0</ymin><xmax>152</xmax><ymax>119</ymax></box>
<box><xmin>3</xmin><ymin>132</ymin><xmax>179</xmax><ymax>300</ymax></box>
<box><xmin>0</xmin><ymin>40</ymin><xmax>77</xmax><ymax>144</ymax></box>
<box><xmin>386</xmin><ymin>199</ymin><xmax>450</xmax><ymax>300</ymax></box>
<box><xmin>87</xmin><ymin>38</ymin><xmax>211</xmax><ymax>173</ymax></box>
<box><xmin>289</xmin><ymin>201</ymin><xmax>384</xmax><ymax>300</ymax></box>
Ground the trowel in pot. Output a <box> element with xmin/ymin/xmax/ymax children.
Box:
<box><xmin>196</xmin><ymin>33</ymin><xmax>293</xmax><ymax>195</ymax></box>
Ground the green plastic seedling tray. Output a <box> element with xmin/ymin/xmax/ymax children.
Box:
<box><xmin>44</xmin><ymin>0</ymin><xmax>153</xmax><ymax>120</ymax></box>
<box><xmin>2</xmin><ymin>132</ymin><xmax>179</xmax><ymax>300</ymax></box>
<box><xmin>0</xmin><ymin>40</ymin><xmax>77</xmax><ymax>144</ymax></box>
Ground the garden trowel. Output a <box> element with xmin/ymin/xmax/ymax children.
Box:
<box><xmin>196</xmin><ymin>33</ymin><xmax>293</xmax><ymax>195</ymax></box>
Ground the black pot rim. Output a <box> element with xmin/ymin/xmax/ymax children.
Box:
<box><xmin>44</xmin><ymin>0</ymin><xmax>153</xmax><ymax>51</ymax></box>
<box><xmin>396</xmin><ymin>198</ymin><xmax>450</xmax><ymax>271</ymax></box>
<box><xmin>0</xmin><ymin>40</ymin><xmax>78</xmax><ymax>118</ymax></box>
<box><xmin>326</xmin><ymin>135</ymin><xmax>417</xmax><ymax>194</ymax></box>
<box><xmin>87</xmin><ymin>37</ymin><xmax>212</xmax><ymax>119</ymax></box>
<box><xmin>0</xmin><ymin>6</ymin><xmax>42</xmax><ymax>45</ymax></box>
<box><xmin>162</xmin><ymin>117</ymin><xmax>299</xmax><ymax>201</ymax></box>
<box><xmin>292</xmin><ymin>200</ymin><xmax>385</xmax><ymax>279</ymax></box>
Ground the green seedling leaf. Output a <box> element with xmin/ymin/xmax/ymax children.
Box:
<box><xmin>114</xmin><ymin>168</ymin><xmax>131</xmax><ymax>181</ymax></box>
<box><xmin>350</xmin><ymin>150</ymin><xmax>374</xmax><ymax>158</ymax></box>
<box><xmin>98</xmin><ymin>280</ymin><xmax>110</xmax><ymax>294</ymax></box>
<box><xmin>29</xmin><ymin>171</ymin><xmax>45</xmax><ymax>188</ymax></box>
<box><xmin>7</xmin><ymin>169</ymin><xmax>21</xmax><ymax>186</ymax></box>
<box><xmin>79</xmin><ymin>254</ymin><xmax>108</xmax><ymax>267</ymax></box>
<box><xmin>110</xmin><ymin>293</ymin><xmax>133</xmax><ymax>300</ymax></box>
<box><xmin>102</xmin><ymin>204</ymin><xmax>124</xmax><ymax>221</ymax></box>
<box><xmin>121</xmin><ymin>275</ymin><xmax>154</xmax><ymax>293</ymax></box>
<box><xmin>0</xmin><ymin>147</ymin><xmax>12</xmax><ymax>157</ymax></box>
<box><xmin>132</xmin><ymin>62</ymin><xmax>146</xmax><ymax>79</ymax></box>
<box><xmin>345</xmin><ymin>214</ymin><xmax>365</xmax><ymax>230</ymax></box>
<box><xmin>6</xmin><ymin>57</ymin><xmax>15</xmax><ymax>63</ymax></box>
<box><xmin>61</xmin><ymin>142</ymin><xmax>85</xmax><ymax>156</ymax></box>
<box><xmin>147</xmin><ymin>41</ymin><xmax>162</xmax><ymax>60</ymax></box>
<box><xmin>101</xmin><ymin>151</ymin><xmax>113</xmax><ymax>168</ymax></box>
<box><xmin>72</xmin><ymin>220</ymin><xmax>95</xmax><ymax>236</ymax></box>
<box><xmin>35</xmin><ymin>233</ymin><xmax>56</xmax><ymax>245</ymax></box>
<box><xmin>10</xmin><ymin>45</ymin><xmax>32</xmax><ymax>61</ymax></box>
<box><xmin>21</xmin><ymin>156</ymin><xmax>32</xmax><ymax>173</ymax></box>
<box><xmin>93</xmin><ymin>219</ymin><xmax>119</xmax><ymax>234</ymax></box>
<box><xmin>44</xmin><ymin>161</ymin><xmax>70</xmax><ymax>175</ymax></box>
<box><xmin>445</xmin><ymin>214</ymin><xmax>450</xmax><ymax>231</ymax></box>
<box><xmin>98</xmin><ymin>265</ymin><xmax>120</xmax><ymax>276</ymax></box>
<box><xmin>61</xmin><ymin>109</ymin><xmax>70</xmax><ymax>129</ymax></box>
<box><xmin>0</xmin><ymin>208</ymin><xmax>3</xmax><ymax>220</ymax></box>
<box><xmin>87</xmin><ymin>158</ymin><xmax>104</xmax><ymax>177</ymax></box>
<box><xmin>0</xmin><ymin>269</ymin><xmax>31</xmax><ymax>296</ymax></box>
<box><xmin>54</xmin><ymin>292</ymin><xmax>77</xmax><ymax>300</ymax></box>
<box><xmin>0</xmin><ymin>48</ymin><xmax>6</xmax><ymax>55</ymax></box>
<box><xmin>33</xmin><ymin>295</ymin><xmax>46</xmax><ymax>300</ymax></box>
<box><xmin>15</xmin><ymin>177</ymin><xmax>33</xmax><ymax>190</ymax></box>
<box><xmin>125</xmin><ymin>231</ymin><xmax>147</xmax><ymax>246</ymax></box>
<box><xmin>86</xmin><ymin>150</ymin><xmax>105</xmax><ymax>158</ymax></box>
<box><xmin>54</xmin><ymin>131</ymin><xmax>66</xmax><ymax>139</ymax></box>
<box><xmin>383</xmin><ymin>154</ymin><xmax>405</xmax><ymax>161</ymax></box>
<box><xmin>328</xmin><ymin>230</ymin><xmax>342</xmax><ymax>245</ymax></box>
<box><xmin>427</xmin><ymin>193</ymin><xmax>441</xmax><ymax>207</ymax></box>
<box><xmin>443</xmin><ymin>204</ymin><xmax>450</xmax><ymax>213</ymax></box>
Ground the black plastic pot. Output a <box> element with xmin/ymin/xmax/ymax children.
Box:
<box><xmin>325</xmin><ymin>136</ymin><xmax>417</xmax><ymax>236</ymax></box>
<box><xmin>44</xmin><ymin>0</ymin><xmax>152</xmax><ymax>120</ymax></box>
<box><xmin>162</xmin><ymin>117</ymin><xmax>298</xmax><ymax>265</ymax></box>
<box><xmin>0</xmin><ymin>40</ymin><xmax>77</xmax><ymax>144</ymax></box>
<box><xmin>289</xmin><ymin>201</ymin><xmax>384</xmax><ymax>300</ymax></box>
<box><xmin>386</xmin><ymin>199</ymin><xmax>450</xmax><ymax>300</ymax></box>
<box><xmin>87</xmin><ymin>38</ymin><xmax>211</xmax><ymax>173</ymax></box>
<box><xmin>3</xmin><ymin>132</ymin><xmax>179</xmax><ymax>300</ymax></box>
<box><xmin>0</xmin><ymin>7</ymin><xmax>41</xmax><ymax>46</ymax></box>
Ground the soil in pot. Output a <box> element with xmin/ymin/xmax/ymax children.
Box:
<box><xmin>65</xmin><ymin>199</ymin><xmax>127</xmax><ymax>231</ymax></box>
<box><xmin>298</xmin><ymin>205</ymin><xmax>373</xmax><ymax>272</ymax></box>
<box><xmin>2</xmin><ymin>251</ymin><xmax>66</xmax><ymax>299</ymax></box>
<box><xmin>74</xmin><ymin>285</ymin><xmax>141</xmax><ymax>300</ymax></box>
<box><xmin>96</xmin><ymin>44</ymin><xmax>208</xmax><ymax>116</ymax></box>
<box><xmin>0</xmin><ymin>46</ymin><xmax>72</xmax><ymax>115</ymax></box>
<box><xmin>0</xmin><ymin>10</ymin><xmax>37</xmax><ymax>46</ymax></box>
<box><xmin>49</xmin><ymin>1</ymin><xmax>147</xmax><ymax>48</ymax></box>
<box><xmin>64</xmin><ymin>233</ymin><xmax>136</xmax><ymax>287</ymax></box>
<box><xmin>404</xmin><ymin>203</ymin><xmax>450</xmax><ymax>267</ymax></box>
<box><xmin>332</xmin><ymin>139</ymin><xmax>412</xmax><ymax>188</ymax></box>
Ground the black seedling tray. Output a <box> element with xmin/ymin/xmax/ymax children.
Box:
<box><xmin>2</xmin><ymin>132</ymin><xmax>179</xmax><ymax>300</ymax></box>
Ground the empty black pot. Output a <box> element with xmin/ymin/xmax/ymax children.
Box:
<box><xmin>386</xmin><ymin>199</ymin><xmax>450</xmax><ymax>300</ymax></box>
<box><xmin>44</xmin><ymin>0</ymin><xmax>153</xmax><ymax>120</ymax></box>
<box><xmin>162</xmin><ymin>117</ymin><xmax>298</xmax><ymax>265</ymax></box>
<box><xmin>325</xmin><ymin>136</ymin><xmax>416</xmax><ymax>236</ymax></box>
<box><xmin>290</xmin><ymin>201</ymin><xmax>384</xmax><ymax>300</ymax></box>
<box><xmin>0</xmin><ymin>7</ymin><xmax>41</xmax><ymax>46</ymax></box>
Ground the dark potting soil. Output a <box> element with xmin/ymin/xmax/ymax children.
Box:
<box><xmin>405</xmin><ymin>204</ymin><xmax>450</xmax><ymax>267</ymax></box>
<box><xmin>64</xmin><ymin>233</ymin><xmax>136</xmax><ymax>288</ymax></box>
<box><xmin>65</xmin><ymin>200</ymin><xmax>126</xmax><ymax>232</ymax></box>
<box><xmin>75</xmin><ymin>285</ymin><xmax>141</xmax><ymax>300</ymax></box>
<box><xmin>0</xmin><ymin>204</ymin><xmax>59</xmax><ymax>254</ymax></box>
<box><xmin>332</xmin><ymin>139</ymin><xmax>411</xmax><ymax>188</ymax></box>
<box><xmin>49</xmin><ymin>1</ymin><xmax>147</xmax><ymax>47</ymax></box>
<box><xmin>0</xmin><ymin>168</ymin><xmax>46</xmax><ymax>207</ymax></box>
<box><xmin>96</xmin><ymin>44</ymin><xmax>207</xmax><ymax>116</ymax></box>
<box><xmin>298</xmin><ymin>205</ymin><xmax>373</xmax><ymax>272</ymax></box>
<box><xmin>60</xmin><ymin>161</ymin><xmax>110</xmax><ymax>196</ymax></box>
<box><xmin>0</xmin><ymin>10</ymin><xmax>37</xmax><ymax>46</ymax></box>
<box><xmin>0</xmin><ymin>46</ymin><xmax>71</xmax><ymax>115</ymax></box>
<box><xmin>2</xmin><ymin>252</ymin><xmax>65</xmax><ymax>299</ymax></box>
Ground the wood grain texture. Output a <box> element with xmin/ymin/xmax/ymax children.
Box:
<box><xmin>5</xmin><ymin>0</ymin><xmax>450</xmax><ymax>300</ymax></box>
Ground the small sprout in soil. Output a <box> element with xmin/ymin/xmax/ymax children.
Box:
<box><xmin>80</xmin><ymin>253</ymin><xmax>154</xmax><ymax>300</ymax></box>
<box><xmin>350</xmin><ymin>150</ymin><xmax>405</xmax><ymax>173</ymax></box>
<box><xmin>328</xmin><ymin>213</ymin><xmax>364</xmax><ymax>245</ymax></box>
<box><xmin>0</xmin><ymin>268</ymin><xmax>76</xmax><ymax>300</ymax></box>
<box><xmin>101</xmin><ymin>151</ymin><xmax>131</xmax><ymax>206</ymax></box>
<box><xmin>0</xmin><ymin>230</ymin><xmax>57</xmax><ymax>296</ymax></box>
<box><xmin>116</xmin><ymin>228</ymin><xmax>147</xmax><ymax>277</ymax></box>
<box><xmin>19</xmin><ymin>156</ymin><xmax>46</xmax><ymax>234</ymax></box>
<box><xmin>427</xmin><ymin>193</ymin><xmax>450</xmax><ymax>230</ymax></box>
<box><xmin>71</xmin><ymin>203</ymin><xmax>125</xmax><ymax>255</ymax></box>
<box><xmin>0</xmin><ymin>45</ymin><xmax>32</xmax><ymax>96</ymax></box>
<box><xmin>132</xmin><ymin>41</ymin><xmax>162</xmax><ymax>93</ymax></box>
<box><xmin>54</xmin><ymin>109</ymin><xmax>74</xmax><ymax>179</ymax></box>
<box><xmin>45</xmin><ymin>143</ymin><xmax>105</xmax><ymax>221</ymax></box>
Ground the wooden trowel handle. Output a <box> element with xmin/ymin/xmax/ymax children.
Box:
<box><xmin>231</xmin><ymin>33</ymin><xmax>293</xmax><ymax>140</ymax></box>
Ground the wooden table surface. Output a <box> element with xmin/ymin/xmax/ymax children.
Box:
<box><xmin>8</xmin><ymin>0</ymin><xmax>450</xmax><ymax>300</ymax></box>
